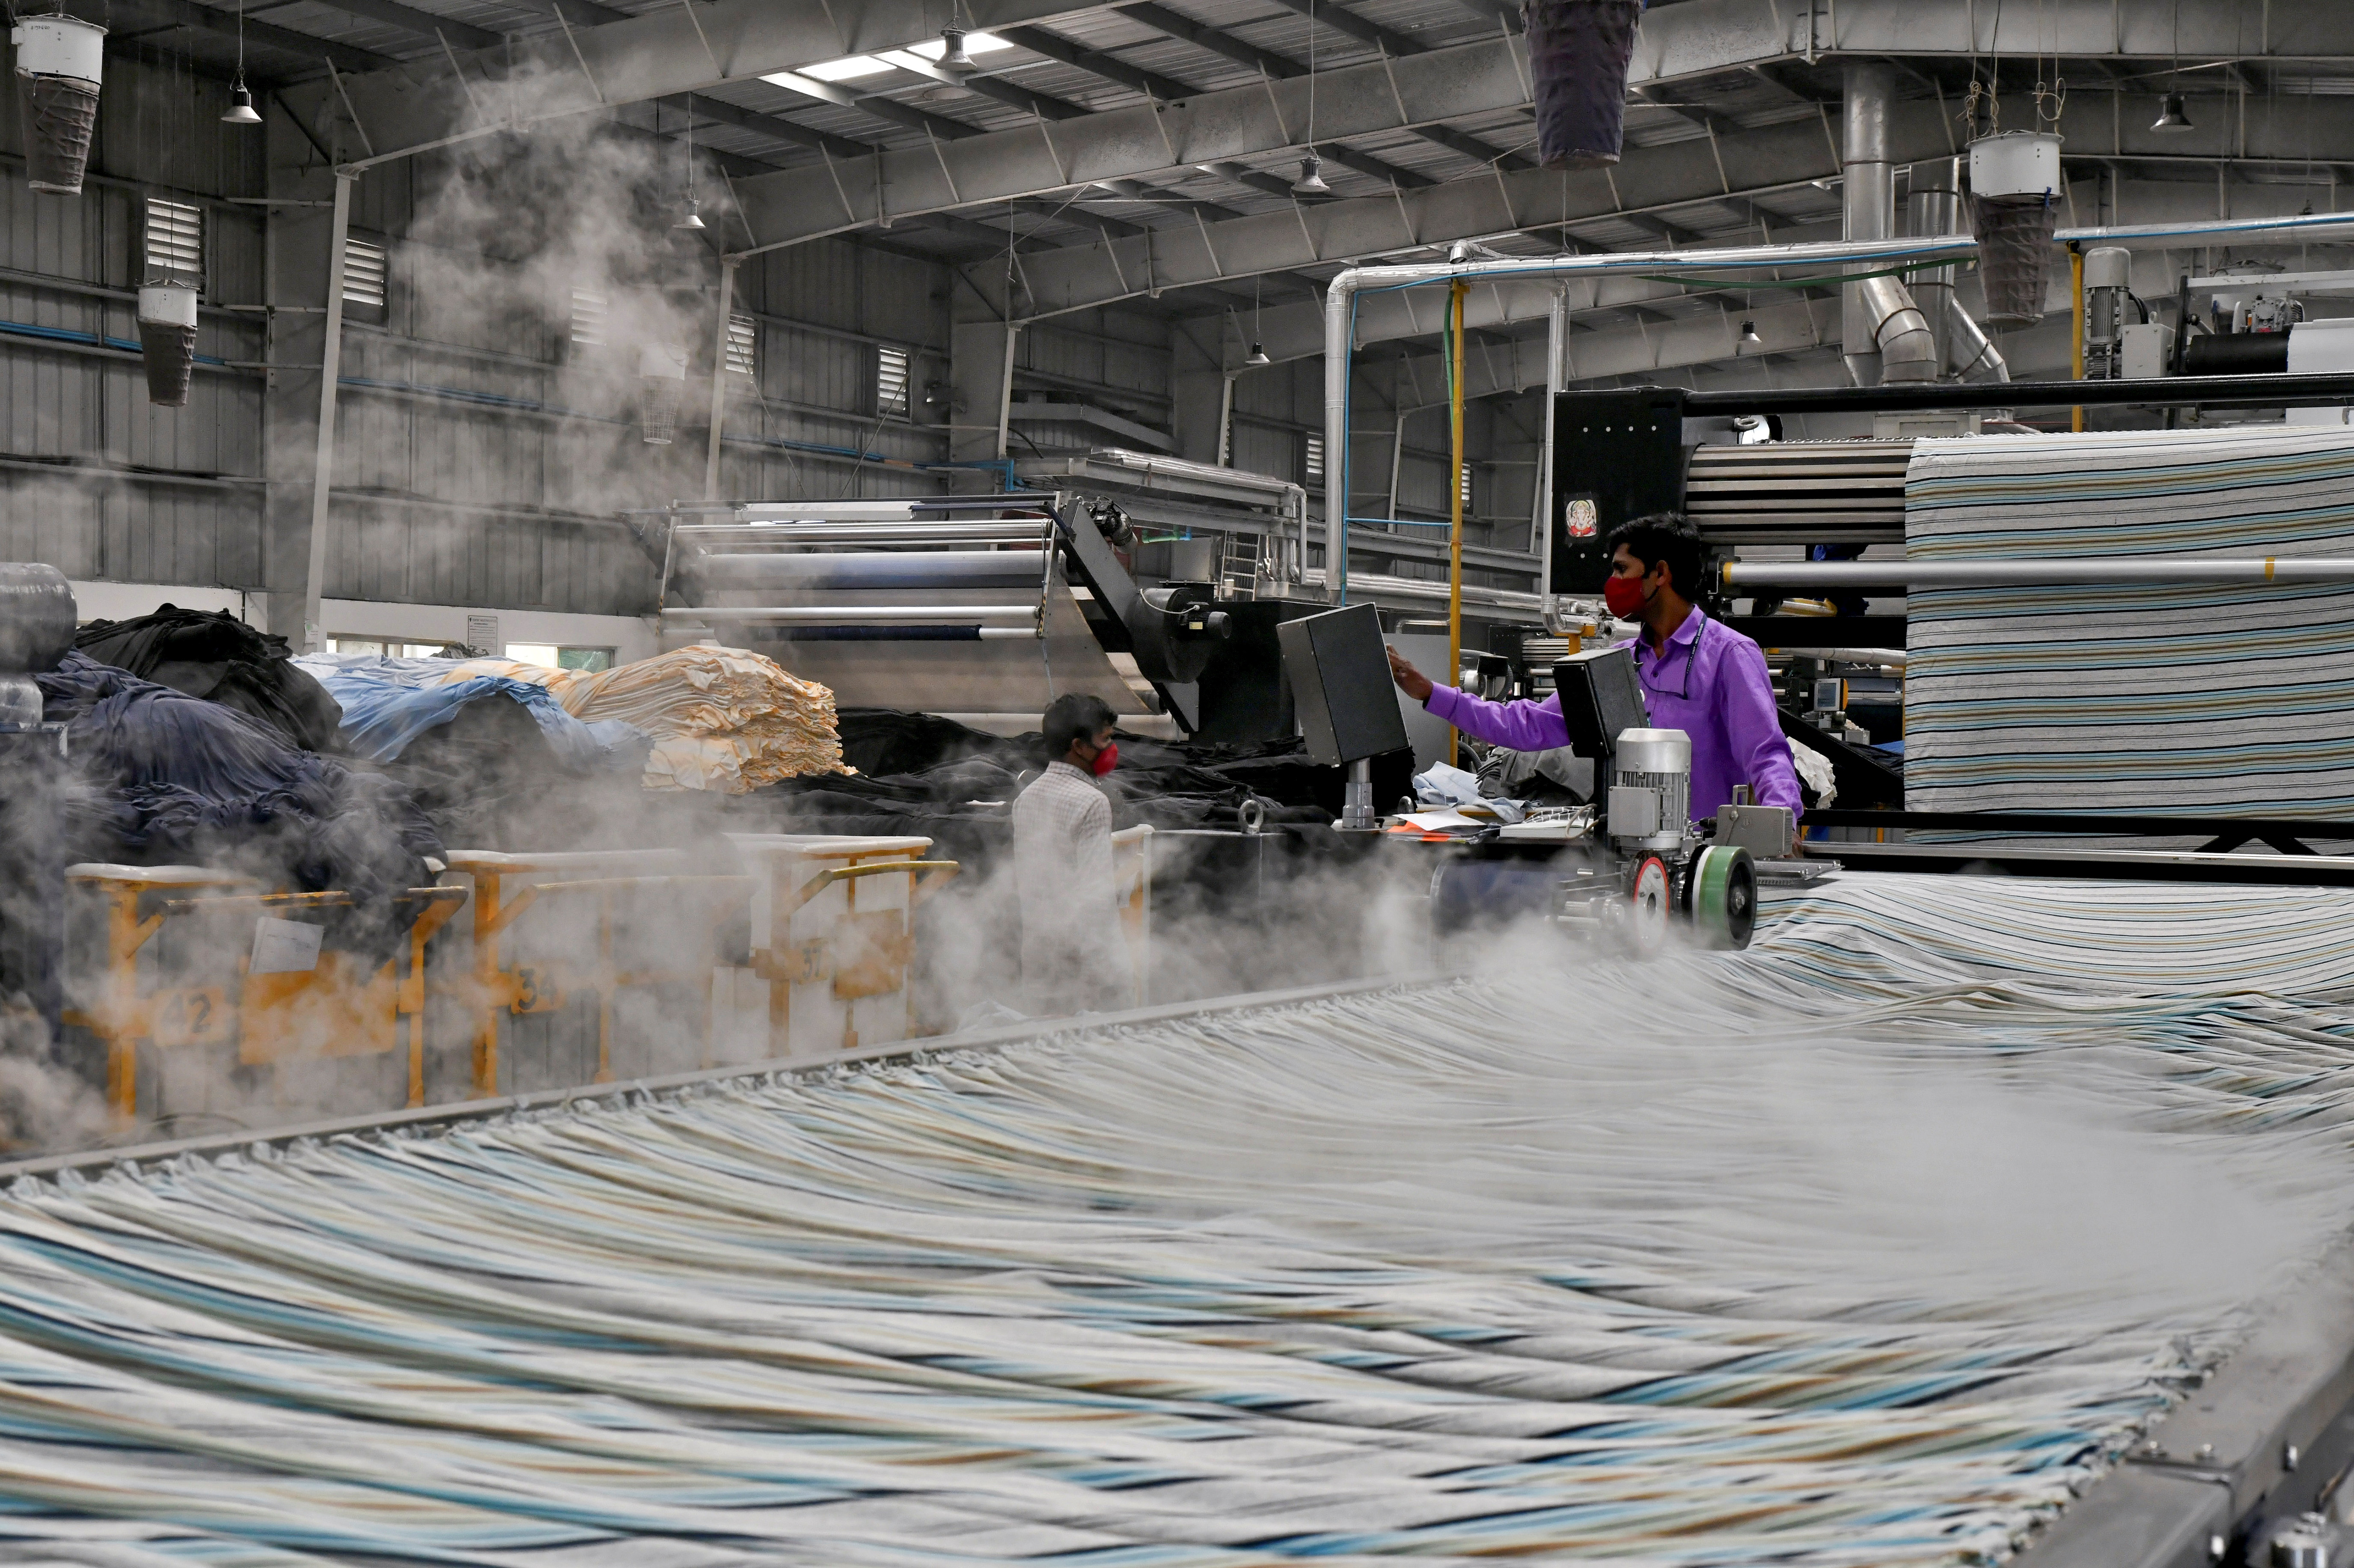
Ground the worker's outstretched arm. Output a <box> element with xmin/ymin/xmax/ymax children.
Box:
<box><xmin>1387</xmin><ymin>646</ymin><xmax>1571</xmax><ymax>753</ymax></box>
<box><xmin>1720</xmin><ymin>638</ymin><xmax>1804</xmax><ymax>817</ymax></box>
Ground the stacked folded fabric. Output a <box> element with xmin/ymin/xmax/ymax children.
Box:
<box><xmin>552</xmin><ymin>647</ymin><xmax>852</xmax><ymax>793</ymax></box>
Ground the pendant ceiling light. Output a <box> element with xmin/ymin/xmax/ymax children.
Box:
<box><xmin>2152</xmin><ymin>1</ymin><xmax>2193</xmax><ymax>134</ymax></box>
<box><xmin>1245</xmin><ymin>279</ymin><xmax>1272</xmax><ymax>367</ymax></box>
<box><xmin>675</xmin><ymin>96</ymin><xmax>707</xmax><ymax>231</ymax></box>
<box><xmin>937</xmin><ymin>26</ymin><xmax>977</xmax><ymax>75</ymax></box>
<box><xmin>223</xmin><ymin>3</ymin><xmax>259</xmax><ymax>125</ymax></box>
<box><xmin>1291</xmin><ymin>152</ymin><xmax>1332</xmax><ymax>196</ymax></box>
<box><xmin>1738</xmin><ymin>319</ymin><xmax>1762</xmax><ymax>348</ymax></box>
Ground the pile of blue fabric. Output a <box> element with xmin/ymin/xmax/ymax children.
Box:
<box><xmin>292</xmin><ymin>656</ymin><xmax>667</xmax><ymax>853</ymax></box>
<box><xmin>35</xmin><ymin>650</ymin><xmax>441</xmax><ymax>911</ymax></box>
<box><xmin>292</xmin><ymin>654</ymin><xmax>648</xmax><ymax>770</ymax></box>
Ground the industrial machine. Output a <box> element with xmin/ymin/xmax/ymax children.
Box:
<box><xmin>1419</xmin><ymin>646</ymin><xmax>1769</xmax><ymax>953</ymax></box>
<box><xmin>650</xmin><ymin>486</ymin><xmax>1241</xmax><ymax>734</ymax></box>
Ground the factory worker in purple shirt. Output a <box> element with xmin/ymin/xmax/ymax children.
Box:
<box><xmin>1386</xmin><ymin>511</ymin><xmax>1804</xmax><ymax>822</ymax></box>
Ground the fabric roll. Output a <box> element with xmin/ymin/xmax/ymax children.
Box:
<box><xmin>1903</xmin><ymin>425</ymin><xmax>2354</xmax><ymax>844</ymax></box>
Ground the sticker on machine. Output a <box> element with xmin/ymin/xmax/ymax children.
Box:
<box><xmin>250</xmin><ymin>917</ymin><xmax>325</xmax><ymax>975</ymax></box>
<box><xmin>1563</xmin><ymin>495</ymin><xmax>1598</xmax><ymax>538</ymax></box>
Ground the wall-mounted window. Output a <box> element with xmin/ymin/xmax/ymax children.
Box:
<box><xmin>876</xmin><ymin>344</ymin><xmax>911</xmax><ymax>418</ymax></box>
<box><xmin>1304</xmin><ymin>432</ymin><xmax>1325</xmax><ymax>486</ymax></box>
<box><xmin>726</xmin><ymin>312</ymin><xmax>758</xmax><ymax>378</ymax></box>
<box><xmin>329</xmin><ymin>636</ymin><xmax>455</xmax><ymax>658</ymax></box>
<box><xmin>568</xmin><ymin>286</ymin><xmax>607</xmax><ymax>348</ymax></box>
<box><xmin>506</xmin><ymin>643</ymin><xmax>615</xmax><ymax>672</ymax></box>
<box><xmin>341</xmin><ymin>236</ymin><xmax>388</xmax><ymax>319</ymax></box>
<box><xmin>141</xmin><ymin>196</ymin><xmax>203</xmax><ymax>287</ymax></box>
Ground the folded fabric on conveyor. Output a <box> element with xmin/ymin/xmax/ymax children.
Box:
<box><xmin>34</xmin><ymin>649</ymin><xmax>440</xmax><ymax>911</ymax></box>
<box><xmin>73</xmin><ymin>604</ymin><xmax>343</xmax><ymax>752</ymax></box>
<box><xmin>0</xmin><ymin>873</ymin><xmax>2347</xmax><ymax>1565</ymax></box>
<box><xmin>1905</xmin><ymin>425</ymin><xmax>2354</xmax><ymax>843</ymax></box>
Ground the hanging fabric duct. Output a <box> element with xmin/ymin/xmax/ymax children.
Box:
<box><xmin>1524</xmin><ymin>0</ymin><xmax>1644</xmax><ymax>170</ymax></box>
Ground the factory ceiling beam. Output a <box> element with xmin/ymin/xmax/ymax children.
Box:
<box><xmin>992</xmin><ymin>85</ymin><xmax>2354</xmax><ymax>320</ymax></box>
<box><xmin>278</xmin><ymin>0</ymin><xmax>1119</xmax><ymax>169</ymax></box>
<box><xmin>268</xmin><ymin>0</ymin><xmax>2354</xmax><ymax>176</ymax></box>
<box><xmin>1623</xmin><ymin>0</ymin><xmax>2354</xmax><ymax>86</ymax></box>
<box><xmin>725</xmin><ymin>33</ymin><xmax>1528</xmax><ymax>255</ymax></box>
<box><xmin>990</xmin><ymin>100</ymin><xmax>1869</xmax><ymax>317</ymax></box>
<box><xmin>132</xmin><ymin>0</ymin><xmax>398</xmax><ymax>74</ymax></box>
<box><xmin>1116</xmin><ymin>0</ymin><xmax>1528</xmax><ymax>174</ymax></box>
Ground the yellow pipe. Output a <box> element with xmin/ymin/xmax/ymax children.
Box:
<box><xmin>1447</xmin><ymin>279</ymin><xmax>1467</xmax><ymax>770</ymax></box>
<box><xmin>2069</xmin><ymin>244</ymin><xmax>2086</xmax><ymax>433</ymax></box>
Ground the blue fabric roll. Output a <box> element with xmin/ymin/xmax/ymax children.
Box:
<box><xmin>295</xmin><ymin>654</ymin><xmax>650</xmax><ymax>771</ymax></box>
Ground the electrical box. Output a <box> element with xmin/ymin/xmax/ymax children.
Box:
<box><xmin>1550</xmin><ymin>647</ymin><xmax>1649</xmax><ymax>759</ymax></box>
<box><xmin>1552</xmin><ymin>388</ymin><xmax>1686</xmax><ymax>597</ymax></box>
<box><xmin>2121</xmin><ymin>322</ymin><xmax>2176</xmax><ymax>380</ymax></box>
<box><xmin>1278</xmin><ymin>603</ymin><xmax>1411</xmax><ymax>767</ymax></box>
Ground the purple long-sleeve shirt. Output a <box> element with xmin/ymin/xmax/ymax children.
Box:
<box><xmin>1424</xmin><ymin>608</ymin><xmax>1803</xmax><ymax>820</ymax></box>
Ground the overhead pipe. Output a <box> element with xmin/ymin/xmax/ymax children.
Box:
<box><xmin>1319</xmin><ymin>235</ymin><xmax>1980</xmax><ymax>604</ymax></box>
<box><xmin>1905</xmin><ymin>157</ymin><xmax>1961</xmax><ymax>376</ymax></box>
<box><xmin>1724</xmin><ymin>558</ymin><xmax>2354</xmax><ymax>591</ymax></box>
<box><xmin>1851</xmin><ymin>273</ymin><xmax>1940</xmax><ymax>384</ymax></box>
<box><xmin>1841</xmin><ymin>64</ymin><xmax>1898</xmax><ymax>386</ymax></box>
<box><xmin>1680</xmin><ymin>371</ymin><xmax>2354</xmax><ymax>415</ymax></box>
<box><xmin>1946</xmin><ymin>303</ymin><xmax>2011</xmax><ymax>383</ymax></box>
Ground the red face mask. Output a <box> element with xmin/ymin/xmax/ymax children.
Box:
<box><xmin>1603</xmin><ymin>572</ymin><xmax>1650</xmax><ymax>619</ymax></box>
<box><xmin>1089</xmin><ymin>741</ymin><xmax>1118</xmax><ymax>777</ymax></box>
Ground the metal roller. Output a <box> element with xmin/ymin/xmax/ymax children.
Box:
<box><xmin>0</xmin><ymin>562</ymin><xmax>75</xmax><ymax>674</ymax></box>
<box><xmin>662</xmin><ymin>605</ymin><xmax>1041</xmax><ymax>624</ymax></box>
<box><xmin>1684</xmin><ymin>441</ymin><xmax>1911</xmax><ymax>548</ymax></box>
<box><xmin>674</xmin><ymin>524</ymin><xmax>1052</xmax><ymax>547</ymax></box>
<box><xmin>693</xmin><ymin>550</ymin><xmax>1049</xmax><ymax>590</ymax></box>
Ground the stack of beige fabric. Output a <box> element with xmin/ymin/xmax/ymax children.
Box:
<box><xmin>418</xmin><ymin>649</ymin><xmax>850</xmax><ymax>793</ymax></box>
<box><xmin>560</xmin><ymin>647</ymin><xmax>851</xmax><ymax>793</ymax></box>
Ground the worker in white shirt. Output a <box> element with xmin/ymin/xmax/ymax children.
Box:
<box><xmin>1011</xmin><ymin>693</ymin><xmax>1133</xmax><ymax>1016</ymax></box>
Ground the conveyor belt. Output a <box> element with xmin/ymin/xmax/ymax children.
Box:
<box><xmin>0</xmin><ymin>874</ymin><xmax>2350</xmax><ymax>1564</ymax></box>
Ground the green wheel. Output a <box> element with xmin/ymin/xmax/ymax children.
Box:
<box><xmin>1690</xmin><ymin>844</ymin><xmax>1757</xmax><ymax>951</ymax></box>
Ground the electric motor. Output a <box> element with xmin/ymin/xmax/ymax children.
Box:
<box><xmin>1608</xmin><ymin>728</ymin><xmax>1691</xmax><ymax>853</ymax></box>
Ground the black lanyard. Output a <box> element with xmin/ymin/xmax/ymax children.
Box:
<box><xmin>1637</xmin><ymin>616</ymin><xmax>1705</xmax><ymax>702</ymax></box>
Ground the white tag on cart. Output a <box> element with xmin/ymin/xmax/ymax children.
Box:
<box><xmin>250</xmin><ymin>917</ymin><xmax>324</xmax><ymax>975</ymax></box>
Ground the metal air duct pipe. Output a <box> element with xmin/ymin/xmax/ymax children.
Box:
<box><xmin>1947</xmin><ymin>303</ymin><xmax>2011</xmax><ymax>383</ymax></box>
<box><xmin>1852</xmin><ymin>273</ymin><xmax>1940</xmax><ymax>384</ymax></box>
<box><xmin>1906</xmin><ymin>157</ymin><xmax>1960</xmax><ymax>375</ymax></box>
<box><xmin>1319</xmin><ymin>235</ymin><xmax>1981</xmax><ymax>604</ymax></box>
<box><xmin>1842</xmin><ymin>64</ymin><xmax>1897</xmax><ymax>386</ymax></box>
<box><xmin>1723</xmin><ymin>557</ymin><xmax>2354</xmax><ymax>591</ymax></box>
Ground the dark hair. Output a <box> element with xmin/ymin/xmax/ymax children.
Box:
<box><xmin>1043</xmin><ymin>693</ymin><xmax>1118</xmax><ymax>756</ymax></box>
<box><xmin>1604</xmin><ymin>511</ymin><xmax>1707</xmax><ymax>601</ymax></box>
